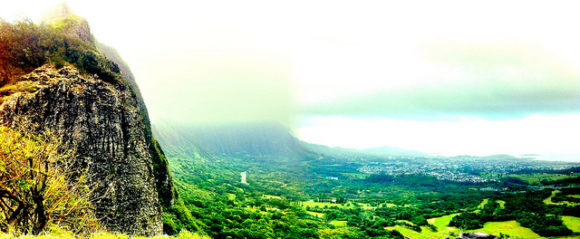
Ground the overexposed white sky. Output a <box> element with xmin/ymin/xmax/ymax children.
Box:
<box><xmin>2</xmin><ymin>0</ymin><xmax>580</xmax><ymax>160</ymax></box>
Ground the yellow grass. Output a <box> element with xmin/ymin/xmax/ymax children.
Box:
<box><xmin>307</xmin><ymin>211</ymin><xmax>324</xmax><ymax>218</ymax></box>
<box><xmin>562</xmin><ymin>216</ymin><xmax>580</xmax><ymax>233</ymax></box>
<box><xmin>330</xmin><ymin>220</ymin><xmax>348</xmax><ymax>227</ymax></box>
<box><xmin>427</xmin><ymin>213</ymin><xmax>460</xmax><ymax>233</ymax></box>
<box><xmin>392</xmin><ymin>215</ymin><xmax>541</xmax><ymax>239</ymax></box>
<box><xmin>386</xmin><ymin>225</ymin><xmax>448</xmax><ymax>239</ymax></box>
<box><xmin>467</xmin><ymin>221</ymin><xmax>540</xmax><ymax>239</ymax></box>
<box><xmin>496</xmin><ymin>200</ymin><xmax>506</xmax><ymax>209</ymax></box>
<box><xmin>477</xmin><ymin>198</ymin><xmax>489</xmax><ymax>209</ymax></box>
<box><xmin>544</xmin><ymin>190</ymin><xmax>580</xmax><ymax>207</ymax></box>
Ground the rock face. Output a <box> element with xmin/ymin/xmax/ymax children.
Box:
<box><xmin>0</xmin><ymin>65</ymin><xmax>167</xmax><ymax>235</ymax></box>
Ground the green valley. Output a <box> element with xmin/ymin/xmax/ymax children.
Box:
<box><xmin>152</xmin><ymin>122</ymin><xmax>580</xmax><ymax>238</ymax></box>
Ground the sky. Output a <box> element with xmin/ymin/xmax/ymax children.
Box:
<box><xmin>1</xmin><ymin>0</ymin><xmax>580</xmax><ymax>160</ymax></box>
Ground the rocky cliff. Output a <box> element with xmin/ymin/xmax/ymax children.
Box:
<box><xmin>0</xmin><ymin>65</ymin><xmax>169</xmax><ymax>235</ymax></box>
<box><xmin>0</xmin><ymin>12</ymin><xmax>174</xmax><ymax>236</ymax></box>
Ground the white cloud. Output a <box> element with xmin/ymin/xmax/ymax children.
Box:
<box><xmin>3</xmin><ymin>0</ymin><xmax>580</xmax><ymax>158</ymax></box>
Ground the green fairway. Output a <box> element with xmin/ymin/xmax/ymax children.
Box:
<box><xmin>428</xmin><ymin>213</ymin><xmax>460</xmax><ymax>232</ymax></box>
<box><xmin>306</xmin><ymin>211</ymin><xmax>324</xmax><ymax>218</ymax></box>
<box><xmin>388</xmin><ymin>219</ymin><xmax>542</xmax><ymax>239</ymax></box>
<box><xmin>330</xmin><ymin>220</ymin><xmax>348</xmax><ymax>227</ymax></box>
<box><xmin>562</xmin><ymin>216</ymin><xmax>580</xmax><ymax>233</ymax></box>
<box><xmin>477</xmin><ymin>198</ymin><xmax>489</xmax><ymax>209</ymax></box>
<box><xmin>386</xmin><ymin>225</ymin><xmax>447</xmax><ymax>239</ymax></box>
<box><xmin>544</xmin><ymin>190</ymin><xmax>580</xmax><ymax>206</ymax></box>
<box><xmin>468</xmin><ymin>221</ymin><xmax>540</xmax><ymax>239</ymax></box>
<box><xmin>496</xmin><ymin>200</ymin><xmax>506</xmax><ymax>209</ymax></box>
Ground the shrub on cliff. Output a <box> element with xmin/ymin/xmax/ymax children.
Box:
<box><xmin>0</xmin><ymin>123</ymin><xmax>99</xmax><ymax>235</ymax></box>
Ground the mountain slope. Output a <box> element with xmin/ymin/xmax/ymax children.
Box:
<box><xmin>153</xmin><ymin>122</ymin><xmax>306</xmax><ymax>159</ymax></box>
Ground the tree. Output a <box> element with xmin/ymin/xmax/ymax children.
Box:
<box><xmin>0</xmin><ymin>123</ymin><xmax>98</xmax><ymax>235</ymax></box>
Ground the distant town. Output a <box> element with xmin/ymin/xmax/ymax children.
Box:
<box><xmin>356</xmin><ymin>155</ymin><xmax>579</xmax><ymax>183</ymax></box>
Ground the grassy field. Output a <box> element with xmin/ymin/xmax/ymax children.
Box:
<box><xmin>544</xmin><ymin>190</ymin><xmax>580</xmax><ymax>206</ymax></box>
<box><xmin>427</xmin><ymin>213</ymin><xmax>460</xmax><ymax>232</ymax></box>
<box><xmin>306</xmin><ymin>211</ymin><xmax>324</xmax><ymax>218</ymax></box>
<box><xmin>510</xmin><ymin>173</ymin><xmax>579</xmax><ymax>185</ymax></box>
<box><xmin>386</xmin><ymin>225</ymin><xmax>447</xmax><ymax>239</ymax></box>
<box><xmin>496</xmin><ymin>200</ymin><xmax>506</xmax><ymax>209</ymax></box>
<box><xmin>467</xmin><ymin>221</ymin><xmax>540</xmax><ymax>239</ymax></box>
<box><xmin>393</xmin><ymin>214</ymin><xmax>546</xmax><ymax>239</ymax></box>
<box><xmin>384</xmin><ymin>214</ymin><xmax>462</xmax><ymax>239</ymax></box>
<box><xmin>562</xmin><ymin>216</ymin><xmax>580</xmax><ymax>233</ymax></box>
<box><xmin>396</xmin><ymin>220</ymin><xmax>415</xmax><ymax>225</ymax></box>
<box><xmin>388</xmin><ymin>220</ymin><xmax>541</xmax><ymax>239</ymax></box>
<box><xmin>330</xmin><ymin>220</ymin><xmax>348</xmax><ymax>227</ymax></box>
<box><xmin>473</xmin><ymin>198</ymin><xmax>489</xmax><ymax>213</ymax></box>
<box><xmin>477</xmin><ymin>198</ymin><xmax>489</xmax><ymax>209</ymax></box>
<box><xmin>544</xmin><ymin>190</ymin><xmax>559</xmax><ymax>205</ymax></box>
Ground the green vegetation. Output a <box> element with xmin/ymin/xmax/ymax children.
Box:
<box><xmin>0</xmin><ymin>230</ymin><xmax>208</xmax><ymax>239</ymax></box>
<box><xmin>561</xmin><ymin>216</ymin><xmax>580</xmax><ymax>233</ymax></box>
<box><xmin>386</xmin><ymin>225</ymin><xmax>444</xmax><ymax>239</ymax></box>
<box><xmin>510</xmin><ymin>173</ymin><xmax>580</xmax><ymax>185</ymax></box>
<box><xmin>329</xmin><ymin>221</ymin><xmax>348</xmax><ymax>227</ymax></box>
<box><xmin>544</xmin><ymin>190</ymin><xmax>561</xmax><ymax>205</ymax></box>
<box><xmin>0</xmin><ymin>125</ymin><xmax>97</xmax><ymax>235</ymax></box>
<box><xmin>0</xmin><ymin>19</ymin><xmax>121</xmax><ymax>88</ymax></box>
<box><xmin>155</xmin><ymin>135</ymin><xmax>507</xmax><ymax>238</ymax></box>
<box><xmin>147</xmin><ymin>122</ymin><xmax>580</xmax><ymax>238</ymax></box>
<box><xmin>545</xmin><ymin>190</ymin><xmax>580</xmax><ymax>207</ymax></box>
<box><xmin>449</xmin><ymin>189</ymin><xmax>575</xmax><ymax>237</ymax></box>
<box><xmin>302</xmin><ymin>201</ymin><xmax>353</xmax><ymax>209</ymax></box>
<box><xmin>476</xmin><ymin>198</ymin><xmax>489</xmax><ymax>209</ymax></box>
<box><xmin>467</xmin><ymin>221</ymin><xmax>539</xmax><ymax>239</ymax></box>
<box><xmin>427</xmin><ymin>213</ymin><xmax>459</xmax><ymax>232</ymax></box>
<box><xmin>496</xmin><ymin>200</ymin><xmax>505</xmax><ymax>209</ymax></box>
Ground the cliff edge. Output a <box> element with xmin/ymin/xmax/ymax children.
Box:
<box><xmin>0</xmin><ymin>9</ymin><xmax>174</xmax><ymax>236</ymax></box>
